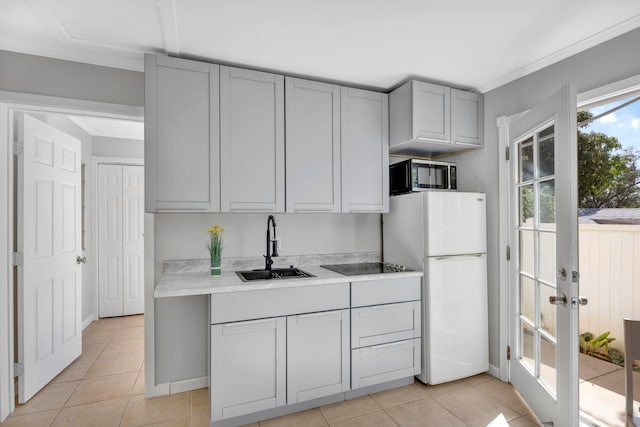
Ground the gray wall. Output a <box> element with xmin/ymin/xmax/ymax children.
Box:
<box><xmin>154</xmin><ymin>213</ymin><xmax>381</xmax><ymax>383</ymax></box>
<box><xmin>0</xmin><ymin>50</ymin><xmax>144</xmax><ymax>107</ymax></box>
<box><xmin>446</xmin><ymin>27</ymin><xmax>640</xmax><ymax>368</ymax></box>
<box><xmin>92</xmin><ymin>136</ymin><xmax>144</xmax><ymax>159</ymax></box>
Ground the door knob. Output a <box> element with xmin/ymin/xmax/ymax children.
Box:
<box><xmin>76</xmin><ymin>256</ymin><xmax>87</xmax><ymax>264</ymax></box>
<box><xmin>549</xmin><ymin>294</ymin><xmax>567</xmax><ymax>306</ymax></box>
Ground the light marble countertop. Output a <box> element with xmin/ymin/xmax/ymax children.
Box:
<box><xmin>154</xmin><ymin>265</ymin><xmax>423</xmax><ymax>298</ymax></box>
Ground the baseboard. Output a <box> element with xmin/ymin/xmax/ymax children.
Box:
<box><xmin>488</xmin><ymin>363</ymin><xmax>501</xmax><ymax>379</ymax></box>
<box><xmin>145</xmin><ymin>382</ymin><xmax>170</xmax><ymax>398</ymax></box>
<box><xmin>150</xmin><ymin>376</ymin><xmax>208</xmax><ymax>398</ymax></box>
<box><xmin>169</xmin><ymin>376</ymin><xmax>208</xmax><ymax>394</ymax></box>
<box><xmin>82</xmin><ymin>314</ymin><xmax>97</xmax><ymax>330</ymax></box>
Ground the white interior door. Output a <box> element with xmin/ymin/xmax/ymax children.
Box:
<box><xmin>122</xmin><ymin>165</ymin><xmax>144</xmax><ymax>315</ymax></box>
<box><xmin>98</xmin><ymin>164</ymin><xmax>144</xmax><ymax>317</ymax></box>
<box><xmin>98</xmin><ymin>164</ymin><xmax>123</xmax><ymax>317</ymax></box>
<box><xmin>17</xmin><ymin>114</ymin><xmax>82</xmax><ymax>403</ymax></box>
<box><xmin>508</xmin><ymin>84</ymin><xmax>578</xmax><ymax>426</ymax></box>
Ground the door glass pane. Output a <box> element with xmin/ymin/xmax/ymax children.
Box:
<box><xmin>539</xmin><ymin>283</ymin><xmax>556</xmax><ymax>337</ymax></box>
<box><xmin>519</xmin><ymin>140</ymin><xmax>534</xmax><ymax>182</ymax></box>
<box><xmin>538</xmin><ymin>125</ymin><xmax>555</xmax><ymax>177</ymax></box>
<box><xmin>520</xmin><ymin>184</ymin><xmax>534</xmax><ymax>226</ymax></box>
<box><xmin>539</xmin><ymin>180</ymin><xmax>556</xmax><ymax>230</ymax></box>
<box><xmin>539</xmin><ymin>231</ymin><xmax>556</xmax><ymax>285</ymax></box>
<box><xmin>515</xmin><ymin>121</ymin><xmax>557</xmax><ymax>399</ymax></box>
<box><xmin>519</xmin><ymin>230</ymin><xmax>535</xmax><ymax>276</ymax></box>
<box><xmin>520</xmin><ymin>275</ymin><xmax>535</xmax><ymax>322</ymax></box>
<box><xmin>520</xmin><ymin>321</ymin><xmax>535</xmax><ymax>373</ymax></box>
<box><xmin>540</xmin><ymin>335</ymin><xmax>557</xmax><ymax>392</ymax></box>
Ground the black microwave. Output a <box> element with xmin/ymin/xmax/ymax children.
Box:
<box><xmin>389</xmin><ymin>159</ymin><xmax>457</xmax><ymax>195</ymax></box>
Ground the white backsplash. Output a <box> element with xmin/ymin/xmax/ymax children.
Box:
<box><xmin>164</xmin><ymin>251</ymin><xmax>380</xmax><ymax>274</ymax></box>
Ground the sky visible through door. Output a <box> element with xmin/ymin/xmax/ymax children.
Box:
<box><xmin>585</xmin><ymin>96</ymin><xmax>640</xmax><ymax>153</ymax></box>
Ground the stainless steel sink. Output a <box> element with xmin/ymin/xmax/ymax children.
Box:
<box><xmin>236</xmin><ymin>268</ymin><xmax>315</xmax><ymax>282</ymax></box>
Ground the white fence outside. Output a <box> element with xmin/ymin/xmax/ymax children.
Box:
<box><xmin>578</xmin><ymin>224</ymin><xmax>640</xmax><ymax>351</ymax></box>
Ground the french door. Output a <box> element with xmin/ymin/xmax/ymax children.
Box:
<box><xmin>508</xmin><ymin>84</ymin><xmax>579</xmax><ymax>426</ymax></box>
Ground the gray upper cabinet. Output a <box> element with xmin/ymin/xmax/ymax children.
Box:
<box><xmin>389</xmin><ymin>80</ymin><xmax>483</xmax><ymax>157</ymax></box>
<box><xmin>340</xmin><ymin>87</ymin><xmax>389</xmax><ymax>213</ymax></box>
<box><xmin>220</xmin><ymin>66</ymin><xmax>285</xmax><ymax>212</ymax></box>
<box><xmin>285</xmin><ymin>78</ymin><xmax>341</xmax><ymax>213</ymax></box>
<box><xmin>451</xmin><ymin>88</ymin><xmax>483</xmax><ymax>147</ymax></box>
<box><xmin>145</xmin><ymin>54</ymin><xmax>220</xmax><ymax>212</ymax></box>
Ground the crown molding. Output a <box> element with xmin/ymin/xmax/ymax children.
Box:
<box><xmin>0</xmin><ymin>39</ymin><xmax>145</xmax><ymax>72</ymax></box>
<box><xmin>477</xmin><ymin>13</ymin><xmax>640</xmax><ymax>94</ymax></box>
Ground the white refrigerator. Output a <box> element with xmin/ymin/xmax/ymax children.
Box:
<box><xmin>383</xmin><ymin>191</ymin><xmax>488</xmax><ymax>385</ymax></box>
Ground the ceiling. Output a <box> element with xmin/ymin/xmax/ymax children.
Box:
<box><xmin>68</xmin><ymin>115</ymin><xmax>144</xmax><ymax>140</ymax></box>
<box><xmin>2</xmin><ymin>0</ymin><xmax>640</xmax><ymax>93</ymax></box>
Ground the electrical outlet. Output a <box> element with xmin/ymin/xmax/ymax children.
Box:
<box><xmin>276</xmin><ymin>237</ymin><xmax>282</xmax><ymax>252</ymax></box>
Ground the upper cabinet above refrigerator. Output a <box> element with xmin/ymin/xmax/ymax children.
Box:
<box><xmin>389</xmin><ymin>80</ymin><xmax>483</xmax><ymax>157</ymax></box>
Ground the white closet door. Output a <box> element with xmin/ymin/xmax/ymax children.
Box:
<box><xmin>122</xmin><ymin>165</ymin><xmax>144</xmax><ymax>315</ymax></box>
<box><xmin>98</xmin><ymin>164</ymin><xmax>124</xmax><ymax>317</ymax></box>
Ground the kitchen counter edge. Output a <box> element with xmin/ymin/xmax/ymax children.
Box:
<box><xmin>154</xmin><ymin>265</ymin><xmax>424</xmax><ymax>298</ymax></box>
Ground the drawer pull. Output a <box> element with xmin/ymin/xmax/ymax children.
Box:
<box><xmin>370</xmin><ymin>340</ymin><xmax>410</xmax><ymax>350</ymax></box>
<box><xmin>297</xmin><ymin>311</ymin><xmax>340</xmax><ymax>319</ymax></box>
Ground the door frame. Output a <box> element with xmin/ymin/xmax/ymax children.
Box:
<box><xmin>0</xmin><ymin>91</ymin><xmax>143</xmax><ymax>420</ymax></box>
<box><xmin>92</xmin><ymin>156</ymin><xmax>144</xmax><ymax>320</ymax></box>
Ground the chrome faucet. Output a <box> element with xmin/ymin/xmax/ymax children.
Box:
<box><xmin>264</xmin><ymin>215</ymin><xmax>279</xmax><ymax>272</ymax></box>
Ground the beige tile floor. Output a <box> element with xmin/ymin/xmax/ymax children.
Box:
<box><xmin>1</xmin><ymin>315</ymin><xmax>542</xmax><ymax>427</ymax></box>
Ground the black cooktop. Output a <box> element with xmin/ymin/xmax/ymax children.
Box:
<box><xmin>320</xmin><ymin>262</ymin><xmax>412</xmax><ymax>276</ymax></box>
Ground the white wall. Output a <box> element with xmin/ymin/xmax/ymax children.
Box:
<box><xmin>445</xmin><ymin>27</ymin><xmax>640</xmax><ymax>368</ymax></box>
<box><xmin>92</xmin><ymin>136</ymin><xmax>143</xmax><ymax>159</ymax></box>
<box><xmin>154</xmin><ymin>213</ymin><xmax>380</xmax><ymax>383</ymax></box>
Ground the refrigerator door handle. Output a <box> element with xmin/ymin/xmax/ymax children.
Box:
<box><xmin>434</xmin><ymin>253</ymin><xmax>483</xmax><ymax>261</ymax></box>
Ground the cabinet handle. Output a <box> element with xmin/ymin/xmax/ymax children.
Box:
<box><xmin>370</xmin><ymin>340</ymin><xmax>410</xmax><ymax>350</ymax></box>
<box><xmin>224</xmin><ymin>318</ymin><xmax>274</xmax><ymax>329</ymax></box>
<box><xmin>366</xmin><ymin>302</ymin><xmax>407</xmax><ymax>310</ymax></box>
<box><xmin>297</xmin><ymin>311</ymin><xmax>340</xmax><ymax>320</ymax></box>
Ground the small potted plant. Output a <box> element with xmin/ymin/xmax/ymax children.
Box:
<box><xmin>207</xmin><ymin>225</ymin><xmax>224</xmax><ymax>276</ymax></box>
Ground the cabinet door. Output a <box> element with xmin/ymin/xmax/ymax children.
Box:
<box><xmin>211</xmin><ymin>317</ymin><xmax>286</xmax><ymax>421</ymax></box>
<box><xmin>220</xmin><ymin>66</ymin><xmax>285</xmax><ymax>212</ymax></box>
<box><xmin>340</xmin><ymin>87</ymin><xmax>389</xmax><ymax>213</ymax></box>
<box><xmin>287</xmin><ymin>309</ymin><xmax>350</xmax><ymax>404</ymax></box>
<box><xmin>145</xmin><ymin>54</ymin><xmax>220</xmax><ymax>212</ymax></box>
<box><xmin>451</xmin><ymin>88</ymin><xmax>483</xmax><ymax>147</ymax></box>
<box><xmin>412</xmin><ymin>81</ymin><xmax>450</xmax><ymax>143</ymax></box>
<box><xmin>285</xmin><ymin>78</ymin><xmax>341</xmax><ymax>212</ymax></box>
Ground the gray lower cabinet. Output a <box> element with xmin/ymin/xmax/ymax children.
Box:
<box><xmin>209</xmin><ymin>277</ymin><xmax>421</xmax><ymax>422</ymax></box>
<box><xmin>350</xmin><ymin>277</ymin><xmax>422</xmax><ymax>390</ymax></box>
<box><xmin>210</xmin><ymin>283</ymin><xmax>350</xmax><ymax>422</ymax></box>
<box><xmin>287</xmin><ymin>309</ymin><xmax>350</xmax><ymax>404</ymax></box>
<box><xmin>210</xmin><ymin>317</ymin><xmax>286</xmax><ymax>422</ymax></box>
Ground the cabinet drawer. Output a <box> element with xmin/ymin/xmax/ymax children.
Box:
<box><xmin>211</xmin><ymin>282</ymin><xmax>349</xmax><ymax>324</ymax></box>
<box><xmin>351</xmin><ymin>277</ymin><xmax>420</xmax><ymax>308</ymax></box>
<box><xmin>351</xmin><ymin>301</ymin><xmax>421</xmax><ymax>348</ymax></box>
<box><xmin>351</xmin><ymin>338</ymin><xmax>421</xmax><ymax>389</ymax></box>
